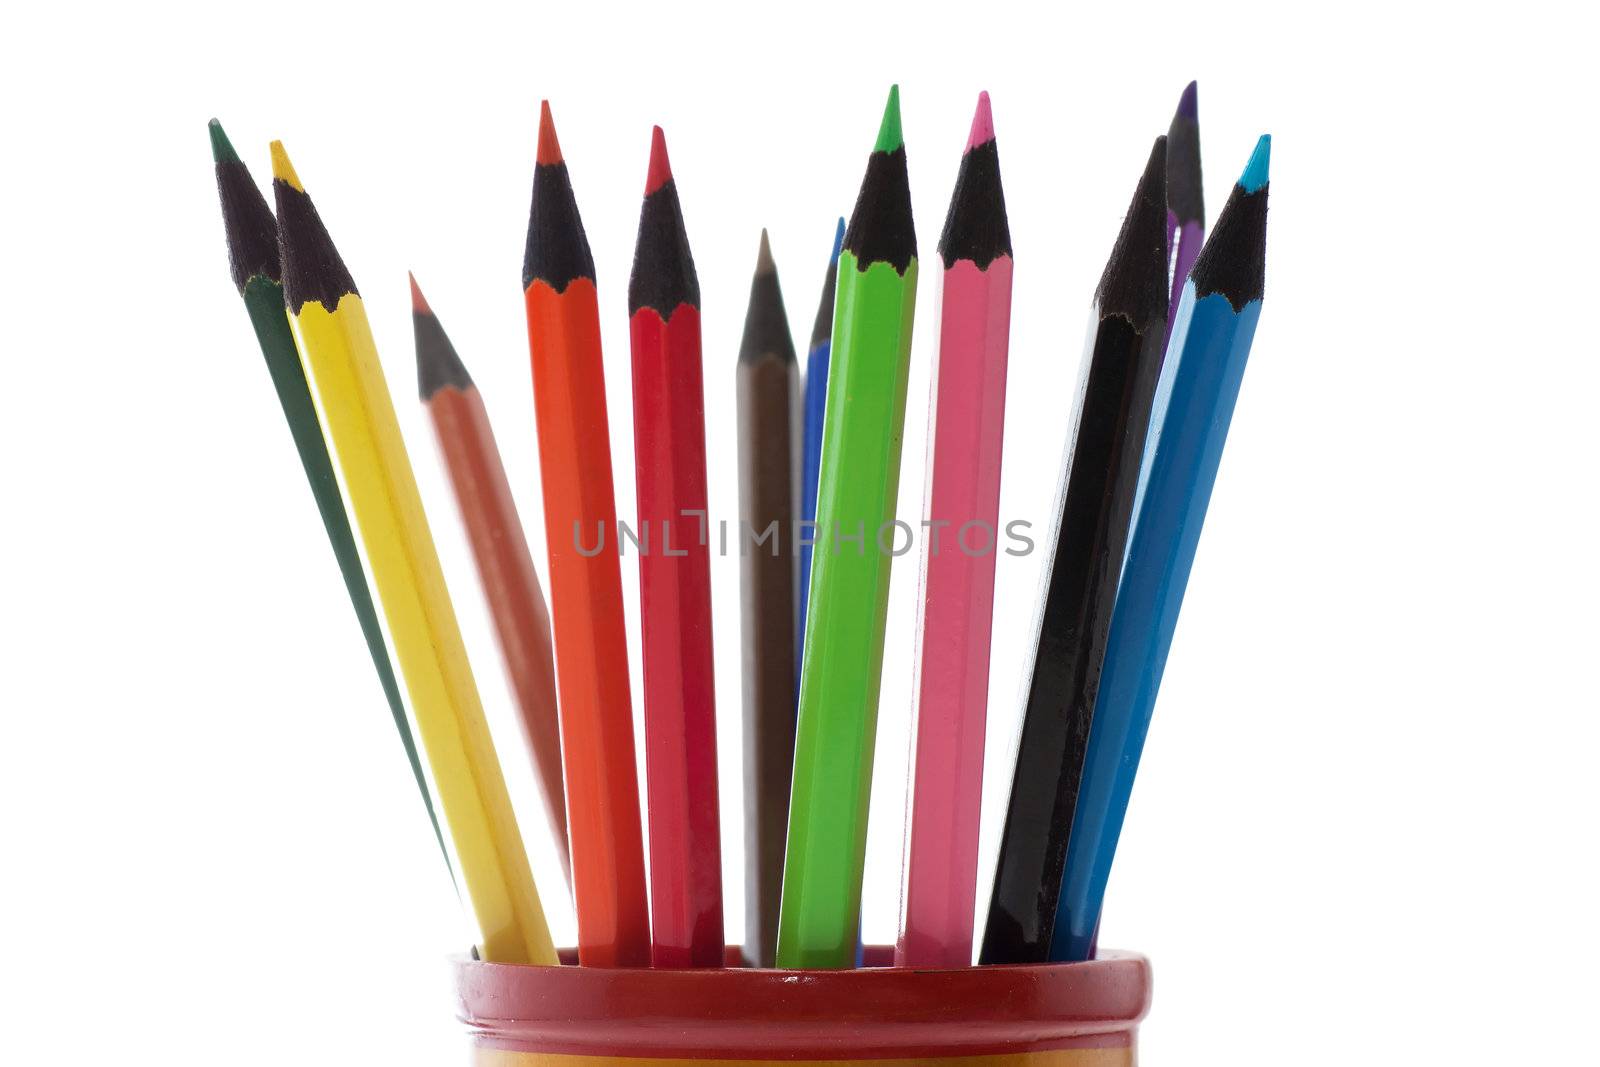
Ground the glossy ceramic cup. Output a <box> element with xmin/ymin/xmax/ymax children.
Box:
<box><xmin>455</xmin><ymin>946</ymin><xmax>1151</xmax><ymax>1066</ymax></box>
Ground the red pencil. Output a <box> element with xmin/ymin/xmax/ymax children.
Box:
<box><xmin>523</xmin><ymin>102</ymin><xmax>650</xmax><ymax>967</ymax></box>
<box><xmin>628</xmin><ymin>127</ymin><xmax>723</xmax><ymax>968</ymax></box>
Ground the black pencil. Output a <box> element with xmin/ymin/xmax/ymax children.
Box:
<box><xmin>981</xmin><ymin>135</ymin><xmax>1170</xmax><ymax>965</ymax></box>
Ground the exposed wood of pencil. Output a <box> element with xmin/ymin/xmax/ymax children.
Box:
<box><xmin>271</xmin><ymin>141</ymin><xmax>555</xmax><ymax>965</ymax></box>
<box><xmin>208</xmin><ymin>121</ymin><xmax>455</xmax><ymax>883</ymax></box>
<box><xmin>899</xmin><ymin>91</ymin><xmax>1013</xmax><ymax>968</ymax></box>
<box><xmin>736</xmin><ymin>230</ymin><xmax>799</xmax><ymax>968</ymax></box>
<box><xmin>411</xmin><ymin>276</ymin><xmax>572</xmax><ymax>892</ymax></box>
<box><xmin>522</xmin><ymin>102</ymin><xmax>650</xmax><ymax>967</ymax></box>
<box><xmin>980</xmin><ymin>136</ymin><xmax>1170</xmax><ymax>966</ymax></box>
<box><xmin>627</xmin><ymin>126</ymin><xmax>724</xmax><ymax>968</ymax></box>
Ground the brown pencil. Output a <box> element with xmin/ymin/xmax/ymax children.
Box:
<box><xmin>735</xmin><ymin>231</ymin><xmax>800</xmax><ymax>967</ymax></box>
<box><xmin>411</xmin><ymin>274</ymin><xmax>571</xmax><ymax>890</ymax></box>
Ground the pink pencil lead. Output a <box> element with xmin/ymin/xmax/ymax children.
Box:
<box><xmin>965</xmin><ymin>91</ymin><xmax>996</xmax><ymax>153</ymax></box>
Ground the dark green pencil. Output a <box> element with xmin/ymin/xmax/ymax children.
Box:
<box><xmin>208</xmin><ymin>119</ymin><xmax>451</xmax><ymax>879</ymax></box>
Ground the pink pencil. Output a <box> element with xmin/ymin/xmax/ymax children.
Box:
<box><xmin>898</xmin><ymin>93</ymin><xmax>1014</xmax><ymax>968</ymax></box>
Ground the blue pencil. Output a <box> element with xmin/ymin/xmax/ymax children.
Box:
<box><xmin>1050</xmin><ymin>136</ymin><xmax>1272</xmax><ymax>962</ymax></box>
<box><xmin>797</xmin><ymin>217</ymin><xmax>847</xmax><ymax>672</ymax></box>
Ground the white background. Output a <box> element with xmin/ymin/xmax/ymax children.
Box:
<box><xmin>3</xmin><ymin>2</ymin><xmax>1597</xmax><ymax>1063</ymax></box>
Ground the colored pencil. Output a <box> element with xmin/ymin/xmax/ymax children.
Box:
<box><xmin>979</xmin><ymin>137</ymin><xmax>1170</xmax><ymax>965</ymax></box>
<box><xmin>1052</xmin><ymin>136</ymin><xmax>1272</xmax><ymax>962</ymax></box>
<box><xmin>735</xmin><ymin>230</ymin><xmax>800</xmax><ymax>967</ymax></box>
<box><xmin>627</xmin><ymin>127</ymin><xmax>724</xmax><ymax>969</ymax></box>
<box><xmin>522</xmin><ymin>102</ymin><xmax>650</xmax><ymax>968</ymax></box>
<box><xmin>777</xmin><ymin>86</ymin><xmax>919</xmax><ymax>970</ymax></box>
<box><xmin>1165</xmin><ymin>82</ymin><xmax>1205</xmax><ymax>338</ymax></box>
<box><xmin>797</xmin><ymin>217</ymin><xmax>846</xmax><ymax>670</ymax></box>
<box><xmin>208</xmin><ymin>121</ymin><xmax>452</xmax><ymax>882</ymax></box>
<box><xmin>271</xmin><ymin>142</ymin><xmax>555</xmax><ymax>966</ymax></box>
<box><xmin>898</xmin><ymin>92</ymin><xmax>1013</xmax><ymax>969</ymax></box>
<box><xmin>411</xmin><ymin>275</ymin><xmax>571</xmax><ymax>891</ymax></box>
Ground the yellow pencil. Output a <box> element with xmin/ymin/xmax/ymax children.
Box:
<box><xmin>271</xmin><ymin>142</ymin><xmax>556</xmax><ymax>966</ymax></box>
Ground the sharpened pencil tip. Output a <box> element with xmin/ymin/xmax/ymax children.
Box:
<box><xmin>645</xmin><ymin>125</ymin><xmax>673</xmax><ymax>195</ymax></box>
<box><xmin>740</xmin><ymin>228</ymin><xmax>794</xmax><ymax>367</ymax></box>
<box><xmin>810</xmin><ymin>218</ymin><xmax>846</xmax><ymax>348</ymax></box>
<box><xmin>212</xmin><ymin>118</ymin><xmax>280</xmax><ymax>292</ymax></box>
<box><xmin>874</xmin><ymin>84</ymin><xmax>904</xmax><ymax>153</ymax></box>
<box><xmin>273</xmin><ymin>144</ymin><xmax>358</xmax><ymax>313</ymax></box>
<box><xmin>1239</xmin><ymin>134</ymin><xmax>1271</xmax><ymax>193</ymax></box>
<box><xmin>844</xmin><ymin>88</ymin><xmax>917</xmax><ymax>273</ymax></box>
<box><xmin>413</xmin><ymin>282</ymin><xmax>473</xmax><ymax>399</ymax></box>
<box><xmin>1094</xmin><ymin>135</ymin><xmax>1169</xmax><ymax>324</ymax></box>
<box><xmin>536</xmin><ymin>101</ymin><xmax>564</xmax><ymax>166</ymax></box>
<box><xmin>966</xmin><ymin>91</ymin><xmax>996</xmax><ymax>152</ymax></box>
<box><xmin>523</xmin><ymin>100</ymin><xmax>594</xmax><ymax>291</ymax></box>
<box><xmin>269</xmin><ymin>140</ymin><xmax>304</xmax><ymax>192</ymax></box>
<box><xmin>938</xmin><ymin>93</ymin><xmax>1013</xmax><ymax>268</ymax></box>
<box><xmin>627</xmin><ymin>123</ymin><xmax>699</xmax><ymax>315</ymax></box>
<box><xmin>408</xmin><ymin>272</ymin><xmax>433</xmax><ymax>314</ymax></box>
<box><xmin>1166</xmin><ymin>83</ymin><xmax>1205</xmax><ymax>226</ymax></box>
<box><xmin>1191</xmin><ymin>137</ymin><xmax>1271</xmax><ymax>308</ymax></box>
<box><xmin>756</xmin><ymin>229</ymin><xmax>775</xmax><ymax>275</ymax></box>
<box><xmin>1177</xmin><ymin>80</ymin><xmax>1198</xmax><ymax>120</ymax></box>
<box><xmin>208</xmin><ymin>119</ymin><xmax>240</xmax><ymax>165</ymax></box>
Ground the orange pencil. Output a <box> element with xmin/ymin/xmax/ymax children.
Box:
<box><xmin>522</xmin><ymin>102</ymin><xmax>650</xmax><ymax>967</ymax></box>
<box><xmin>412</xmin><ymin>275</ymin><xmax>571</xmax><ymax>891</ymax></box>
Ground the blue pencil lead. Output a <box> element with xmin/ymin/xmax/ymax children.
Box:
<box><xmin>1238</xmin><ymin>134</ymin><xmax>1271</xmax><ymax>193</ymax></box>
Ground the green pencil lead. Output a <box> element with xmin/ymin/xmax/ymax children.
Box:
<box><xmin>874</xmin><ymin>84</ymin><xmax>904</xmax><ymax>153</ymax></box>
<box><xmin>208</xmin><ymin>118</ymin><xmax>241</xmax><ymax>165</ymax></box>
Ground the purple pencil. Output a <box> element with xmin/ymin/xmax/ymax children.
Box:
<box><xmin>1165</xmin><ymin>81</ymin><xmax>1204</xmax><ymax>339</ymax></box>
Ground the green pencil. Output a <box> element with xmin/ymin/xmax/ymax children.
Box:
<box><xmin>776</xmin><ymin>86</ymin><xmax>918</xmax><ymax>968</ymax></box>
<box><xmin>208</xmin><ymin>120</ymin><xmax>452</xmax><ymax>880</ymax></box>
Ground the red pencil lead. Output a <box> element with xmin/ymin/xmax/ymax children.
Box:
<box><xmin>536</xmin><ymin>101</ymin><xmax>564</xmax><ymax>166</ymax></box>
<box><xmin>645</xmin><ymin>125</ymin><xmax>673</xmax><ymax>196</ymax></box>
<box><xmin>408</xmin><ymin>271</ymin><xmax>433</xmax><ymax>315</ymax></box>
<box><xmin>966</xmin><ymin>91</ymin><xmax>996</xmax><ymax>152</ymax></box>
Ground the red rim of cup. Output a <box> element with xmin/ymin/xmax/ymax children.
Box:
<box><xmin>455</xmin><ymin>946</ymin><xmax>1151</xmax><ymax>1060</ymax></box>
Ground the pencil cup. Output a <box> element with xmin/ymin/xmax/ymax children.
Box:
<box><xmin>455</xmin><ymin>947</ymin><xmax>1151</xmax><ymax>1065</ymax></box>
